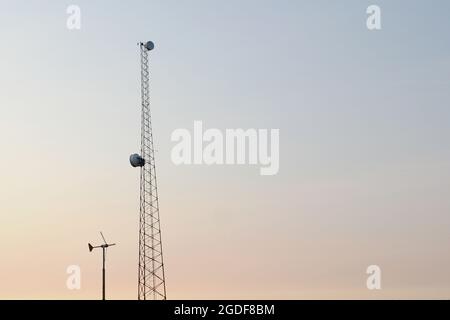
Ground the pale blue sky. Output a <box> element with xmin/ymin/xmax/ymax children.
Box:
<box><xmin>0</xmin><ymin>1</ymin><xmax>449</xmax><ymax>299</ymax></box>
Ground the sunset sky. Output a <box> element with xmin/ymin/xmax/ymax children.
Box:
<box><xmin>0</xmin><ymin>0</ymin><xmax>449</xmax><ymax>299</ymax></box>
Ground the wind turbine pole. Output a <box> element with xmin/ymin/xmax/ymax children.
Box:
<box><xmin>102</xmin><ymin>246</ymin><xmax>106</xmax><ymax>300</ymax></box>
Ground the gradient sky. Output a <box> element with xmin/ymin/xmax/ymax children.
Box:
<box><xmin>0</xmin><ymin>0</ymin><xmax>449</xmax><ymax>299</ymax></box>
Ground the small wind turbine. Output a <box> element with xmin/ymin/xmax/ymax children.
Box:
<box><xmin>88</xmin><ymin>232</ymin><xmax>116</xmax><ymax>300</ymax></box>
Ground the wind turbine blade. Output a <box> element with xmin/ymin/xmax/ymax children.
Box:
<box><xmin>100</xmin><ymin>231</ymin><xmax>107</xmax><ymax>245</ymax></box>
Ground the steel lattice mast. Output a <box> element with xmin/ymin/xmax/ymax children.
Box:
<box><xmin>130</xmin><ymin>41</ymin><xmax>167</xmax><ymax>300</ymax></box>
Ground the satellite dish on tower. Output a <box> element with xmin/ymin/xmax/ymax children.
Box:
<box><xmin>130</xmin><ymin>154</ymin><xmax>145</xmax><ymax>167</ymax></box>
<box><xmin>144</xmin><ymin>41</ymin><xmax>154</xmax><ymax>51</ymax></box>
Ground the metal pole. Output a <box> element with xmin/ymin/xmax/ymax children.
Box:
<box><xmin>102</xmin><ymin>246</ymin><xmax>106</xmax><ymax>300</ymax></box>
